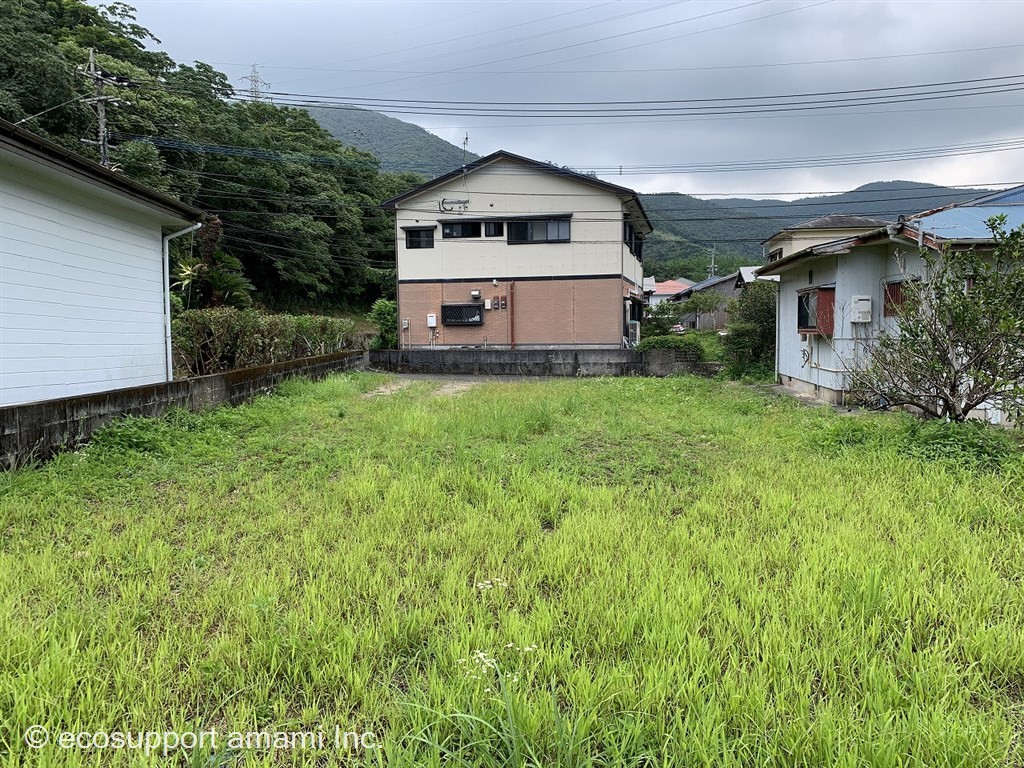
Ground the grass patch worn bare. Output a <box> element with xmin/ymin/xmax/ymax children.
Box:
<box><xmin>0</xmin><ymin>374</ymin><xmax>1021</xmax><ymax>766</ymax></box>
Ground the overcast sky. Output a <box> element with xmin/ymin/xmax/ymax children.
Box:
<box><xmin>126</xmin><ymin>0</ymin><xmax>1024</xmax><ymax>198</ymax></box>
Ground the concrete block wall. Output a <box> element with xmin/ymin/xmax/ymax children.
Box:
<box><xmin>0</xmin><ymin>350</ymin><xmax>366</xmax><ymax>469</ymax></box>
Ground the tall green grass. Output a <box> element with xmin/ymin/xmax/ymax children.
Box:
<box><xmin>0</xmin><ymin>374</ymin><xmax>1021</xmax><ymax>766</ymax></box>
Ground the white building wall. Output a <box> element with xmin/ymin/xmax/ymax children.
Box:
<box><xmin>777</xmin><ymin>254</ymin><xmax>840</xmax><ymax>394</ymax></box>
<box><xmin>395</xmin><ymin>159</ymin><xmax>642</xmax><ymax>284</ymax></box>
<box><xmin>1</xmin><ymin>158</ymin><xmax>168</xmax><ymax>406</ymax></box>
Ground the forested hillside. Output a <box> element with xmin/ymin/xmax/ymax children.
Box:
<box><xmin>0</xmin><ymin>0</ymin><xmax>422</xmax><ymax>309</ymax></box>
<box><xmin>305</xmin><ymin>105</ymin><xmax>479</xmax><ymax>178</ymax></box>
<box><xmin>639</xmin><ymin>181</ymin><xmax>990</xmax><ymax>281</ymax></box>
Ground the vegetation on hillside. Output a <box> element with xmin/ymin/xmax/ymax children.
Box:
<box><xmin>0</xmin><ymin>0</ymin><xmax>421</xmax><ymax>310</ymax></box>
<box><xmin>1</xmin><ymin>374</ymin><xmax>1021</xmax><ymax>765</ymax></box>
<box><xmin>305</xmin><ymin>105</ymin><xmax>479</xmax><ymax>179</ymax></box>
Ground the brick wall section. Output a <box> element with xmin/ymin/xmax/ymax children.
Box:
<box><xmin>399</xmin><ymin>277</ymin><xmax>627</xmax><ymax>347</ymax></box>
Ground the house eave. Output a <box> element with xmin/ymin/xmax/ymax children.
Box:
<box><xmin>0</xmin><ymin>118</ymin><xmax>203</xmax><ymax>226</ymax></box>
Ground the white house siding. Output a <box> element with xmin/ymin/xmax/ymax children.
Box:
<box><xmin>778</xmin><ymin>243</ymin><xmax>935</xmax><ymax>403</ymax></box>
<box><xmin>395</xmin><ymin>159</ymin><xmax>638</xmax><ymax>283</ymax></box>
<box><xmin>0</xmin><ymin>158</ymin><xmax>168</xmax><ymax>406</ymax></box>
<box><xmin>777</xmin><ymin>254</ymin><xmax>842</xmax><ymax>397</ymax></box>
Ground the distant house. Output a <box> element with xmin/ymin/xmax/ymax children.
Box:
<box><xmin>757</xmin><ymin>186</ymin><xmax>1024</xmax><ymax>424</ymax></box>
<box><xmin>668</xmin><ymin>272</ymin><xmax>741</xmax><ymax>330</ymax></box>
<box><xmin>0</xmin><ymin>118</ymin><xmax>203</xmax><ymax>407</ymax></box>
<box><xmin>762</xmin><ymin>214</ymin><xmax>891</xmax><ymax>264</ymax></box>
<box><xmin>647</xmin><ymin>278</ymin><xmax>692</xmax><ymax>307</ymax></box>
<box><xmin>381</xmin><ymin>150</ymin><xmax>653</xmax><ymax>349</ymax></box>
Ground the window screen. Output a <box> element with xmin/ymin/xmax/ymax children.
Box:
<box><xmin>441</xmin><ymin>303</ymin><xmax>484</xmax><ymax>325</ymax></box>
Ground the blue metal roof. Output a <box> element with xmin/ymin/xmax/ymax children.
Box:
<box><xmin>961</xmin><ymin>184</ymin><xmax>1024</xmax><ymax>206</ymax></box>
<box><xmin>909</xmin><ymin>206</ymin><xmax>1024</xmax><ymax>240</ymax></box>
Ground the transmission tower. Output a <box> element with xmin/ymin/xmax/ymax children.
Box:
<box><xmin>240</xmin><ymin>64</ymin><xmax>270</xmax><ymax>102</ymax></box>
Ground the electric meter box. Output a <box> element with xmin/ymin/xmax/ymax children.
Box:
<box><xmin>851</xmin><ymin>295</ymin><xmax>872</xmax><ymax>323</ymax></box>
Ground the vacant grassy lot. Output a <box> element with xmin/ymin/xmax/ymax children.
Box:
<box><xmin>1</xmin><ymin>374</ymin><xmax>1021</xmax><ymax>767</ymax></box>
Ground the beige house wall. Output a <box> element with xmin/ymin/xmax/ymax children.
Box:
<box><xmin>767</xmin><ymin>228</ymin><xmax>884</xmax><ymax>261</ymax></box>
<box><xmin>394</xmin><ymin>158</ymin><xmax>640</xmax><ymax>282</ymax></box>
<box><xmin>398</xmin><ymin>277</ymin><xmax>628</xmax><ymax>348</ymax></box>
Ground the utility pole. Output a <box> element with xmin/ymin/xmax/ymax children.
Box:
<box><xmin>708</xmin><ymin>244</ymin><xmax>718</xmax><ymax>279</ymax></box>
<box><xmin>462</xmin><ymin>132</ymin><xmax>470</xmax><ymax>164</ymax></box>
<box><xmin>82</xmin><ymin>49</ymin><xmax>115</xmax><ymax>166</ymax></box>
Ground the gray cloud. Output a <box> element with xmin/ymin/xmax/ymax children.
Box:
<box><xmin>129</xmin><ymin>0</ymin><xmax>1024</xmax><ymax>196</ymax></box>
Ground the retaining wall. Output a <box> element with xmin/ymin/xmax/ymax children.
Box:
<box><xmin>370</xmin><ymin>349</ymin><xmax>644</xmax><ymax>377</ymax></box>
<box><xmin>1</xmin><ymin>350</ymin><xmax>366</xmax><ymax>469</ymax></box>
<box><xmin>369</xmin><ymin>348</ymin><xmax>722</xmax><ymax>378</ymax></box>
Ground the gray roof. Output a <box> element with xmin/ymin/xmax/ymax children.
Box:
<box><xmin>761</xmin><ymin>214</ymin><xmax>891</xmax><ymax>245</ymax></box>
<box><xmin>669</xmin><ymin>271</ymin><xmax>738</xmax><ymax>300</ymax></box>
<box><xmin>790</xmin><ymin>214</ymin><xmax>892</xmax><ymax>230</ymax></box>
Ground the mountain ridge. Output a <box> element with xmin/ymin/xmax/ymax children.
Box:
<box><xmin>305</xmin><ymin>107</ymin><xmax>993</xmax><ymax>282</ymax></box>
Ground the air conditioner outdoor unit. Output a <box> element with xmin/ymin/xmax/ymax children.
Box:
<box><xmin>627</xmin><ymin>320</ymin><xmax>640</xmax><ymax>347</ymax></box>
<box><xmin>851</xmin><ymin>295</ymin><xmax>872</xmax><ymax>323</ymax></box>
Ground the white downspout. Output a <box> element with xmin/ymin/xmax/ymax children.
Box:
<box><xmin>774</xmin><ymin>282</ymin><xmax>781</xmax><ymax>383</ymax></box>
<box><xmin>162</xmin><ymin>222</ymin><xmax>203</xmax><ymax>381</ymax></box>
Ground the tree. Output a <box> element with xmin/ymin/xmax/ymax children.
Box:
<box><xmin>850</xmin><ymin>218</ymin><xmax>1024</xmax><ymax>422</ymax></box>
<box><xmin>680</xmin><ymin>292</ymin><xmax>726</xmax><ymax>329</ymax></box>
<box><xmin>367</xmin><ymin>299</ymin><xmax>398</xmax><ymax>349</ymax></box>
<box><xmin>642</xmin><ymin>301</ymin><xmax>682</xmax><ymax>336</ymax></box>
<box><xmin>723</xmin><ymin>280</ymin><xmax>777</xmax><ymax>377</ymax></box>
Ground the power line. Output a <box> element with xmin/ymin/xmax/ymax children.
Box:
<box><xmin>259</xmin><ymin>74</ymin><xmax>1024</xmax><ymax>109</ymax></box>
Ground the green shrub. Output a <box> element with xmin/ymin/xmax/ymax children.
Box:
<box><xmin>723</xmin><ymin>282</ymin><xmax>777</xmax><ymax>378</ymax></box>
<box><xmin>637</xmin><ymin>334</ymin><xmax>705</xmax><ymax>361</ymax></box>
<box><xmin>172</xmin><ymin>308</ymin><xmax>356</xmax><ymax>376</ymax></box>
<box><xmin>367</xmin><ymin>298</ymin><xmax>398</xmax><ymax>349</ymax></box>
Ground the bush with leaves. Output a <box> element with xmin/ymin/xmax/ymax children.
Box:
<box><xmin>367</xmin><ymin>298</ymin><xmax>398</xmax><ymax>349</ymax></box>
<box><xmin>636</xmin><ymin>334</ymin><xmax>706</xmax><ymax>361</ymax></box>
<box><xmin>723</xmin><ymin>281</ymin><xmax>777</xmax><ymax>378</ymax></box>
<box><xmin>173</xmin><ymin>308</ymin><xmax>356</xmax><ymax>376</ymax></box>
<box><xmin>642</xmin><ymin>301</ymin><xmax>682</xmax><ymax>336</ymax></box>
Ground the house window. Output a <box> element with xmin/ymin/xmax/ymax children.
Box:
<box><xmin>442</xmin><ymin>222</ymin><xmax>482</xmax><ymax>238</ymax></box>
<box><xmin>797</xmin><ymin>290</ymin><xmax>818</xmax><ymax>332</ymax></box>
<box><xmin>883</xmin><ymin>281</ymin><xmax>904</xmax><ymax>317</ymax></box>
<box><xmin>508</xmin><ymin>219</ymin><xmax>570</xmax><ymax>244</ymax></box>
<box><xmin>798</xmin><ymin>287</ymin><xmax>835</xmax><ymax>334</ymax></box>
<box><xmin>441</xmin><ymin>303</ymin><xmax>484</xmax><ymax>325</ymax></box>
<box><xmin>768</xmin><ymin>248</ymin><xmax>782</xmax><ymax>263</ymax></box>
<box><xmin>624</xmin><ymin>221</ymin><xmax>644</xmax><ymax>260</ymax></box>
<box><xmin>484</xmin><ymin>221</ymin><xmax>504</xmax><ymax>237</ymax></box>
<box><xmin>405</xmin><ymin>229</ymin><xmax>434</xmax><ymax>249</ymax></box>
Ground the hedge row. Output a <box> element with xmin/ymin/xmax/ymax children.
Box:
<box><xmin>173</xmin><ymin>308</ymin><xmax>358</xmax><ymax>376</ymax></box>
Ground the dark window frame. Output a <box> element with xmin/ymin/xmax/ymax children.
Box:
<box><xmin>405</xmin><ymin>228</ymin><xmax>434</xmax><ymax>249</ymax></box>
<box><xmin>624</xmin><ymin>221</ymin><xmax>644</xmax><ymax>261</ymax></box>
<box><xmin>484</xmin><ymin>221</ymin><xmax>504</xmax><ymax>238</ymax></box>
<box><xmin>440</xmin><ymin>303</ymin><xmax>485</xmax><ymax>326</ymax></box>
<box><xmin>507</xmin><ymin>218</ymin><xmax>571</xmax><ymax>244</ymax></box>
<box><xmin>442</xmin><ymin>221</ymin><xmax>482</xmax><ymax>239</ymax></box>
<box><xmin>797</xmin><ymin>289</ymin><xmax>818</xmax><ymax>333</ymax></box>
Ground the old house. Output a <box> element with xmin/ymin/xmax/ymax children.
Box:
<box><xmin>757</xmin><ymin>187</ymin><xmax>1024</xmax><ymax>424</ymax></box>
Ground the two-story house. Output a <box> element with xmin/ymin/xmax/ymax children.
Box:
<box><xmin>381</xmin><ymin>150</ymin><xmax>652</xmax><ymax>349</ymax></box>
